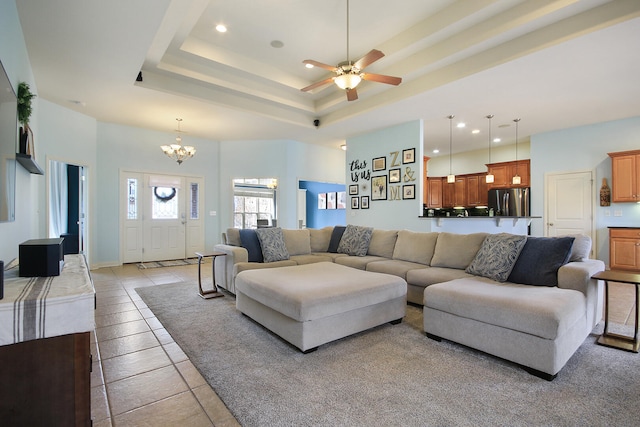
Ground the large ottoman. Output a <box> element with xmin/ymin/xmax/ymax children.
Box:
<box><xmin>235</xmin><ymin>262</ymin><xmax>407</xmax><ymax>352</ymax></box>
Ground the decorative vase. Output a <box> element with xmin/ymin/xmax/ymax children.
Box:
<box><xmin>600</xmin><ymin>178</ymin><xmax>611</xmax><ymax>207</ymax></box>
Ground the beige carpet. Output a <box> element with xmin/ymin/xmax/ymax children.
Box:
<box><xmin>137</xmin><ymin>281</ymin><xmax>640</xmax><ymax>427</ymax></box>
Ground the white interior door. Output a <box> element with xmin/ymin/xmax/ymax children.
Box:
<box><xmin>121</xmin><ymin>172</ymin><xmax>205</xmax><ymax>263</ymax></box>
<box><xmin>545</xmin><ymin>170</ymin><xmax>595</xmax><ymax>256</ymax></box>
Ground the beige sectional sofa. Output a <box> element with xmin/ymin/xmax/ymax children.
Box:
<box><xmin>213</xmin><ymin>226</ymin><xmax>605</xmax><ymax>379</ymax></box>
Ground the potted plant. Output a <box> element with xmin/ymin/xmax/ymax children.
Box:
<box><xmin>17</xmin><ymin>82</ymin><xmax>36</xmax><ymax>154</ymax></box>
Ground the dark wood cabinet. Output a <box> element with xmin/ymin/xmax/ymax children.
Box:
<box><xmin>453</xmin><ymin>176</ymin><xmax>467</xmax><ymax>207</ymax></box>
<box><xmin>427</xmin><ymin>177</ymin><xmax>442</xmax><ymax>208</ymax></box>
<box><xmin>442</xmin><ymin>178</ymin><xmax>454</xmax><ymax>208</ymax></box>
<box><xmin>487</xmin><ymin>160</ymin><xmax>530</xmax><ymax>188</ymax></box>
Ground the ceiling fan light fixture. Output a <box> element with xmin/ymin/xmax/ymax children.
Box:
<box><xmin>334</xmin><ymin>73</ymin><xmax>361</xmax><ymax>90</ymax></box>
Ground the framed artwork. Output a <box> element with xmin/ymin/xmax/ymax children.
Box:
<box><xmin>318</xmin><ymin>193</ymin><xmax>326</xmax><ymax>209</ymax></box>
<box><xmin>372</xmin><ymin>156</ymin><xmax>386</xmax><ymax>172</ymax></box>
<box><xmin>361</xmin><ymin>196</ymin><xmax>370</xmax><ymax>209</ymax></box>
<box><xmin>351</xmin><ymin>196</ymin><xmax>359</xmax><ymax>209</ymax></box>
<box><xmin>389</xmin><ymin>168</ymin><xmax>401</xmax><ymax>183</ymax></box>
<box><xmin>402</xmin><ymin>148</ymin><xmax>415</xmax><ymax>164</ymax></box>
<box><xmin>337</xmin><ymin>191</ymin><xmax>347</xmax><ymax>209</ymax></box>
<box><xmin>327</xmin><ymin>192</ymin><xmax>337</xmax><ymax>209</ymax></box>
<box><xmin>371</xmin><ymin>175</ymin><xmax>387</xmax><ymax>200</ymax></box>
<box><xmin>403</xmin><ymin>184</ymin><xmax>416</xmax><ymax>199</ymax></box>
<box><xmin>349</xmin><ymin>184</ymin><xmax>359</xmax><ymax>195</ymax></box>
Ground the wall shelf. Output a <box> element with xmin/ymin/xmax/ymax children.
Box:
<box><xmin>16</xmin><ymin>153</ymin><xmax>44</xmax><ymax>175</ymax></box>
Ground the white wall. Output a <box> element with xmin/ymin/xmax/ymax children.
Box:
<box><xmin>346</xmin><ymin>120</ymin><xmax>426</xmax><ymax>231</ymax></box>
<box><xmin>0</xmin><ymin>0</ymin><xmax>38</xmax><ymax>263</ymax></box>
<box><xmin>531</xmin><ymin>116</ymin><xmax>640</xmax><ymax>265</ymax></box>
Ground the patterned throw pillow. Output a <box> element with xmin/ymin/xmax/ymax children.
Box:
<box><xmin>255</xmin><ymin>227</ymin><xmax>290</xmax><ymax>263</ymax></box>
<box><xmin>465</xmin><ymin>233</ymin><xmax>527</xmax><ymax>282</ymax></box>
<box><xmin>337</xmin><ymin>224</ymin><xmax>373</xmax><ymax>257</ymax></box>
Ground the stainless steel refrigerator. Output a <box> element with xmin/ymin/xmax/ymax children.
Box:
<box><xmin>487</xmin><ymin>187</ymin><xmax>530</xmax><ymax>217</ymax></box>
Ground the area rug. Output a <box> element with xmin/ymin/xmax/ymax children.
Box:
<box><xmin>136</xmin><ymin>282</ymin><xmax>640</xmax><ymax>427</ymax></box>
<box><xmin>137</xmin><ymin>258</ymin><xmax>202</xmax><ymax>269</ymax></box>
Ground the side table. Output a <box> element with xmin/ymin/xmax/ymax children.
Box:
<box><xmin>195</xmin><ymin>251</ymin><xmax>226</xmax><ymax>299</ymax></box>
<box><xmin>592</xmin><ymin>270</ymin><xmax>639</xmax><ymax>353</ymax></box>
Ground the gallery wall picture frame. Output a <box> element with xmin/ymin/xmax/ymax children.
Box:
<box><xmin>403</xmin><ymin>184</ymin><xmax>416</xmax><ymax>199</ymax></box>
<box><xmin>318</xmin><ymin>193</ymin><xmax>327</xmax><ymax>209</ymax></box>
<box><xmin>349</xmin><ymin>184</ymin><xmax>359</xmax><ymax>195</ymax></box>
<box><xmin>361</xmin><ymin>196</ymin><xmax>370</xmax><ymax>209</ymax></box>
<box><xmin>372</xmin><ymin>156</ymin><xmax>386</xmax><ymax>172</ymax></box>
<box><xmin>371</xmin><ymin>175</ymin><xmax>387</xmax><ymax>200</ymax></box>
<box><xmin>402</xmin><ymin>148</ymin><xmax>415</xmax><ymax>164</ymax></box>
<box><xmin>327</xmin><ymin>192</ymin><xmax>337</xmax><ymax>209</ymax></box>
<box><xmin>389</xmin><ymin>168</ymin><xmax>401</xmax><ymax>183</ymax></box>
<box><xmin>337</xmin><ymin>191</ymin><xmax>346</xmax><ymax>209</ymax></box>
<box><xmin>351</xmin><ymin>196</ymin><xmax>359</xmax><ymax>209</ymax></box>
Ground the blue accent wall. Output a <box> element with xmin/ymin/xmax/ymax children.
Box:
<box><xmin>299</xmin><ymin>181</ymin><xmax>346</xmax><ymax>229</ymax></box>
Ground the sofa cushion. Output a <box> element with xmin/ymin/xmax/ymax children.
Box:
<box><xmin>335</xmin><ymin>255</ymin><xmax>387</xmax><ymax>270</ymax></box>
<box><xmin>226</xmin><ymin>228</ymin><xmax>241</xmax><ymax>246</ymax></box>
<box><xmin>392</xmin><ymin>230</ymin><xmax>439</xmax><ymax>265</ymax></box>
<box><xmin>282</xmin><ymin>229</ymin><xmax>311</xmax><ymax>256</ymax></box>
<box><xmin>366</xmin><ymin>259</ymin><xmax>427</xmax><ymax>280</ymax></box>
<box><xmin>367</xmin><ymin>229</ymin><xmax>398</xmax><ymax>258</ymax></box>
<box><xmin>309</xmin><ymin>226</ymin><xmax>333</xmax><ymax>252</ymax></box>
<box><xmin>465</xmin><ymin>233</ymin><xmax>527</xmax><ymax>282</ymax></box>
<box><xmin>290</xmin><ymin>254</ymin><xmax>332</xmax><ymax>265</ymax></box>
<box><xmin>239</xmin><ymin>229</ymin><xmax>263</xmax><ymax>263</ymax></box>
<box><xmin>406</xmin><ymin>267</ymin><xmax>473</xmax><ymax>287</ymax></box>
<box><xmin>508</xmin><ymin>236</ymin><xmax>575</xmax><ymax>286</ymax></box>
<box><xmin>423</xmin><ymin>277</ymin><xmax>586</xmax><ymax>340</ymax></box>
<box><xmin>327</xmin><ymin>226</ymin><xmax>346</xmax><ymax>253</ymax></box>
<box><xmin>566</xmin><ymin>234</ymin><xmax>592</xmax><ymax>262</ymax></box>
<box><xmin>255</xmin><ymin>227</ymin><xmax>290</xmax><ymax>263</ymax></box>
<box><xmin>338</xmin><ymin>225</ymin><xmax>373</xmax><ymax>257</ymax></box>
<box><xmin>430</xmin><ymin>232</ymin><xmax>488</xmax><ymax>270</ymax></box>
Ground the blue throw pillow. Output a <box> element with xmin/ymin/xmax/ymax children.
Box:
<box><xmin>327</xmin><ymin>226</ymin><xmax>346</xmax><ymax>253</ymax></box>
<box><xmin>507</xmin><ymin>236</ymin><xmax>575</xmax><ymax>286</ymax></box>
<box><xmin>239</xmin><ymin>229</ymin><xmax>263</xmax><ymax>263</ymax></box>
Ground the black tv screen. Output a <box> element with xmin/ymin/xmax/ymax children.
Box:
<box><xmin>0</xmin><ymin>60</ymin><xmax>17</xmax><ymax>223</ymax></box>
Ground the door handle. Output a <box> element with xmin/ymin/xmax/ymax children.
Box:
<box><xmin>549</xmin><ymin>223</ymin><xmax>554</xmax><ymax>226</ymax></box>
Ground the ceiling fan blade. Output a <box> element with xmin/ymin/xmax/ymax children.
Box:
<box><xmin>301</xmin><ymin>77</ymin><xmax>335</xmax><ymax>92</ymax></box>
<box><xmin>302</xmin><ymin>59</ymin><xmax>337</xmax><ymax>71</ymax></box>
<box><xmin>346</xmin><ymin>88</ymin><xmax>358</xmax><ymax>101</ymax></box>
<box><xmin>354</xmin><ymin>49</ymin><xmax>384</xmax><ymax>70</ymax></box>
<box><xmin>362</xmin><ymin>73</ymin><xmax>402</xmax><ymax>86</ymax></box>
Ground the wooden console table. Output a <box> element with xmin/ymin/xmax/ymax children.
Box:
<box><xmin>0</xmin><ymin>254</ymin><xmax>95</xmax><ymax>425</ymax></box>
<box><xmin>592</xmin><ymin>270</ymin><xmax>639</xmax><ymax>353</ymax></box>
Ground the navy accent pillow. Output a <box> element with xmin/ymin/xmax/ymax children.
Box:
<box><xmin>507</xmin><ymin>236</ymin><xmax>575</xmax><ymax>286</ymax></box>
<box><xmin>327</xmin><ymin>226</ymin><xmax>346</xmax><ymax>253</ymax></box>
<box><xmin>239</xmin><ymin>229</ymin><xmax>263</xmax><ymax>263</ymax></box>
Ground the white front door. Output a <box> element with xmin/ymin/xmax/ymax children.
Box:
<box><xmin>121</xmin><ymin>172</ymin><xmax>205</xmax><ymax>263</ymax></box>
<box><xmin>545</xmin><ymin>170</ymin><xmax>595</xmax><ymax>256</ymax></box>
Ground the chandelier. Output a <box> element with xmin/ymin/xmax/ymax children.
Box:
<box><xmin>161</xmin><ymin>118</ymin><xmax>195</xmax><ymax>165</ymax></box>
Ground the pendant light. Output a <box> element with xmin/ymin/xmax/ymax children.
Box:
<box><xmin>447</xmin><ymin>115</ymin><xmax>455</xmax><ymax>183</ymax></box>
<box><xmin>160</xmin><ymin>118</ymin><xmax>196</xmax><ymax>165</ymax></box>
<box><xmin>512</xmin><ymin>118</ymin><xmax>521</xmax><ymax>185</ymax></box>
<box><xmin>485</xmin><ymin>114</ymin><xmax>495</xmax><ymax>184</ymax></box>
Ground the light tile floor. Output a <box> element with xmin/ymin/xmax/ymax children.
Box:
<box><xmin>89</xmin><ymin>263</ymin><xmax>637</xmax><ymax>426</ymax></box>
<box><xmin>90</xmin><ymin>262</ymin><xmax>239</xmax><ymax>427</ymax></box>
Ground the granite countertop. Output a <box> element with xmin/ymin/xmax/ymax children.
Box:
<box><xmin>608</xmin><ymin>226</ymin><xmax>640</xmax><ymax>229</ymax></box>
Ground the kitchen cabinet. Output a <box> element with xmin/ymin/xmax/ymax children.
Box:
<box><xmin>608</xmin><ymin>150</ymin><xmax>640</xmax><ymax>202</ymax></box>
<box><xmin>442</xmin><ymin>178</ymin><xmax>454</xmax><ymax>208</ymax></box>
<box><xmin>453</xmin><ymin>176</ymin><xmax>467</xmax><ymax>207</ymax></box>
<box><xmin>427</xmin><ymin>177</ymin><xmax>442</xmax><ymax>208</ymax></box>
<box><xmin>466</xmin><ymin>173</ymin><xmax>489</xmax><ymax>207</ymax></box>
<box><xmin>487</xmin><ymin>160</ymin><xmax>530</xmax><ymax>188</ymax></box>
<box><xmin>609</xmin><ymin>228</ymin><xmax>640</xmax><ymax>271</ymax></box>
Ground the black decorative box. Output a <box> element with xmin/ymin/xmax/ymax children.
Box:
<box><xmin>19</xmin><ymin>238</ymin><xmax>65</xmax><ymax>277</ymax></box>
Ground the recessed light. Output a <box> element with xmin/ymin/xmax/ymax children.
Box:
<box><xmin>493</xmin><ymin>138</ymin><xmax>501</xmax><ymax>143</ymax></box>
<box><xmin>471</xmin><ymin>129</ymin><xmax>480</xmax><ymax>134</ymax></box>
<box><xmin>433</xmin><ymin>149</ymin><xmax>440</xmax><ymax>154</ymax></box>
<box><xmin>270</xmin><ymin>40</ymin><xmax>284</xmax><ymax>48</ymax></box>
<box><xmin>457</xmin><ymin>122</ymin><xmax>466</xmax><ymax>128</ymax></box>
<box><xmin>305</xmin><ymin>63</ymin><xmax>314</xmax><ymax>69</ymax></box>
<box><xmin>215</xmin><ymin>24</ymin><xmax>227</xmax><ymax>33</ymax></box>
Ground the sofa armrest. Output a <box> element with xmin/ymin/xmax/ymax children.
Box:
<box><xmin>214</xmin><ymin>244</ymin><xmax>249</xmax><ymax>294</ymax></box>
<box><xmin>558</xmin><ymin>259</ymin><xmax>605</xmax><ymax>330</ymax></box>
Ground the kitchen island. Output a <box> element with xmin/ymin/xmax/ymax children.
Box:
<box><xmin>419</xmin><ymin>215</ymin><xmax>541</xmax><ymax>235</ymax></box>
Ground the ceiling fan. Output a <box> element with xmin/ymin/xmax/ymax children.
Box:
<box><xmin>300</xmin><ymin>0</ymin><xmax>402</xmax><ymax>102</ymax></box>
